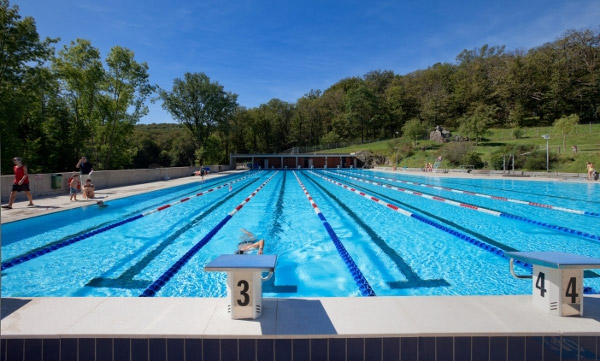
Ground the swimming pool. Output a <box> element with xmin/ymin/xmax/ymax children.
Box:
<box><xmin>2</xmin><ymin>169</ymin><xmax>600</xmax><ymax>298</ymax></box>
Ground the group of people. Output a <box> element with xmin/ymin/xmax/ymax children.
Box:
<box><xmin>69</xmin><ymin>156</ymin><xmax>95</xmax><ymax>201</ymax></box>
<box><xmin>2</xmin><ymin>156</ymin><xmax>96</xmax><ymax>209</ymax></box>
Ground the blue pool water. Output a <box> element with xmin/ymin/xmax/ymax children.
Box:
<box><xmin>2</xmin><ymin>169</ymin><xmax>600</xmax><ymax>298</ymax></box>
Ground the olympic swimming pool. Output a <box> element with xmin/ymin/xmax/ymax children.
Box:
<box><xmin>2</xmin><ymin>169</ymin><xmax>600</xmax><ymax>298</ymax></box>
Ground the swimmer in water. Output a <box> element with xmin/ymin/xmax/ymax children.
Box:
<box><xmin>236</xmin><ymin>228</ymin><xmax>265</xmax><ymax>254</ymax></box>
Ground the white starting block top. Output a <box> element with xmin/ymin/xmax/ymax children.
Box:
<box><xmin>506</xmin><ymin>251</ymin><xmax>600</xmax><ymax>269</ymax></box>
<box><xmin>204</xmin><ymin>254</ymin><xmax>277</xmax><ymax>272</ymax></box>
<box><xmin>506</xmin><ymin>251</ymin><xmax>600</xmax><ymax>317</ymax></box>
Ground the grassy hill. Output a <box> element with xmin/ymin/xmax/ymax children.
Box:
<box><xmin>322</xmin><ymin>124</ymin><xmax>600</xmax><ymax>173</ymax></box>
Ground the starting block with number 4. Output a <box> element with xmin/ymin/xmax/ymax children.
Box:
<box><xmin>204</xmin><ymin>254</ymin><xmax>277</xmax><ymax>319</ymax></box>
<box><xmin>507</xmin><ymin>252</ymin><xmax>600</xmax><ymax>317</ymax></box>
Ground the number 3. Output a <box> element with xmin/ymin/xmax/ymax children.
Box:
<box><xmin>237</xmin><ymin>280</ymin><xmax>250</xmax><ymax>306</ymax></box>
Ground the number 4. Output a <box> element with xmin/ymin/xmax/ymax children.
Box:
<box><xmin>565</xmin><ymin>277</ymin><xmax>579</xmax><ymax>304</ymax></box>
<box><xmin>535</xmin><ymin>272</ymin><xmax>547</xmax><ymax>297</ymax></box>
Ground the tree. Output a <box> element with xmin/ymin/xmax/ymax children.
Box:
<box><xmin>553</xmin><ymin>113</ymin><xmax>579</xmax><ymax>150</ymax></box>
<box><xmin>159</xmin><ymin>72</ymin><xmax>238</xmax><ymax>159</ymax></box>
<box><xmin>401</xmin><ymin>118</ymin><xmax>427</xmax><ymax>146</ymax></box>
<box><xmin>96</xmin><ymin>46</ymin><xmax>154</xmax><ymax>169</ymax></box>
<box><xmin>457</xmin><ymin>103</ymin><xmax>497</xmax><ymax>145</ymax></box>
<box><xmin>52</xmin><ymin>39</ymin><xmax>104</xmax><ymax>160</ymax></box>
<box><xmin>344</xmin><ymin>82</ymin><xmax>376</xmax><ymax>142</ymax></box>
<box><xmin>0</xmin><ymin>0</ymin><xmax>56</xmax><ymax>173</ymax></box>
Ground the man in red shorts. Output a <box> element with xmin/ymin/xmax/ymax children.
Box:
<box><xmin>2</xmin><ymin>157</ymin><xmax>34</xmax><ymax>209</ymax></box>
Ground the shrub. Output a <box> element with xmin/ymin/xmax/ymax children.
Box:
<box><xmin>523</xmin><ymin>152</ymin><xmax>558</xmax><ymax>171</ymax></box>
<box><xmin>488</xmin><ymin>153</ymin><xmax>505</xmax><ymax>170</ymax></box>
<box><xmin>512</xmin><ymin>127</ymin><xmax>525</xmax><ymax>139</ymax></box>
<box><xmin>461</xmin><ymin>152</ymin><xmax>484</xmax><ymax>169</ymax></box>
<box><xmin>440</xmin><ymin>142</ymin><xmax>472</xmax><ymax>166</ymax></box>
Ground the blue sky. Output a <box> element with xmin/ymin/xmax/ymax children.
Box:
<box><xmin>13</xmin><ymin>0</ymin><xmax>600</xmax><ymax>124</ymax></box>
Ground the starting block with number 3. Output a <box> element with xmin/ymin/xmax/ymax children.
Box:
<box><xmin>204</xmin><ymin>254</ymin><xmax>277</xmax><ymax>319</ymax></box>
<box><xmin>507</xmin><ymin>252</ymin><xmax>600</xmax><ymax>317</ymax></box>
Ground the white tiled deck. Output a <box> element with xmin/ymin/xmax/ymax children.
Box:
<box><xmin>2</xmin><ymin>295</ymin><xmax>600</xmax><ymax>338</ymax></box>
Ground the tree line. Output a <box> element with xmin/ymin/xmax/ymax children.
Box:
<box><xmin>2</xmin><ymin>0</ymin><xmax>599</xmax><ymax>174</ymax></box>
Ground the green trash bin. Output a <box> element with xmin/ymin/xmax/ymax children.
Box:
<box><xmin>51</xmin><ymin>173</ymin><xmax>63</xmax><ymax>189</ymax></box>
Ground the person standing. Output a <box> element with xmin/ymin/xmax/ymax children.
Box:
<box><xmin>69</xmin><ymin>174</ymin><xmax>80</xmax><ymax>201</ymax></box>
<box><xmin>588</xmin><ymin>162</ymin><xmax>595</xmax><ymax>180</ymax></box>
<box><xmin>76</xmin><ymin>156</ymin><xmax>93</xmax><ymax>185</ymax></box>
<box><xmin>2</xmin><ymin>157</ymin><xmax>34</xmax><ymax>209</ymax></box>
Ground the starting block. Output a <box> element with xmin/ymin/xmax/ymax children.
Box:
<box><xmin>507</xmin><ymin>251</ymin><xmax>600</xmax><ymax>316</ymax></box>
<box><xmin>204</xmin><ymin>254</ymin><xmax>277</xmax><ymax>319</ymax></box>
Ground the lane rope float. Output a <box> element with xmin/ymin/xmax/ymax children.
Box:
<box><xmin>140</xmin><ymin>171</ymin><xmax>279</xmax><ymax>297</ymax></box>
<box><xmin>340</xmin><ymin>169</ymin><xmax>599</xmax><ymax>217</ymax></box>
<box><xmin>325</xmin><ymin>170</ymin><xmax>599</xmax><ymax>243</ymax></box>
<box><xmin>308</xmin><ymin>171</ymin><xmax>531</xmax><ymax>266</ymax></box>
<box><xmin>310</xmin><ymin>171</ymin><xmax>600</xmax><ymax>294</ymax></box>
<box><xmin>1</xmin><ymin>172</ymin><xmax>258</xmax><ymax>271</ymax></box>
<box><xmin>293</xmin><ymin>171</ymin><xmax>376</xmax><ymax>297</ymax></box>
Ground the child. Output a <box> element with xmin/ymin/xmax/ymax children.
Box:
<box><xmin>69</xmin><ymin>172</ymin><xmax>80</xmax><ymax>201</ymax></box>
<box><xmin>83</xmin><ymin>179</ymin><xmax>95</xmax><ymax>199</ymax></box>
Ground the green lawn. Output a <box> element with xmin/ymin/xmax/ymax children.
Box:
<box><xmin>322</xmin><ymin>124</ymin><xmax>600</xmax><ymax>173</ymax></box>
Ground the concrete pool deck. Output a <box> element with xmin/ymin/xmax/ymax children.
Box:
<box><xmin>0</xmin><ymin>170</ymin><xmax>245</xmax><ymax>224</ymax></box>
<box><xmin>2</xmin><ymin>168</ymin><xmax>599</xmax><ymax>360</ymax></box>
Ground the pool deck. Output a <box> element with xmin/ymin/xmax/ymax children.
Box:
<box><xmin>0</xmin><ymin>170</ymin><xmax>244</xmax><ymax>224</ymax></box>
<box><xmin>2</xmin><ymin>168</ymin><xmax>599</xmax><ymax>360</ymax></box>
<box><xmin>2</xmin><ymin>295</ymin><xmax>600</xmax><ymax>338</ymax></box>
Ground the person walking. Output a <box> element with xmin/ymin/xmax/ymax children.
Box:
<box><xmin>2</xmin><ymin>157</ymin><xmax>34</xmax><ymax>209</ymax></box>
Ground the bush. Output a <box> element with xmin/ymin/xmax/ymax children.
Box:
<box><xmin>488</xmin><ymin>153</ymin><xmax>505</xmax><ymax>170</ymax></box>
<box><xmin>523</xmin><ymin>152</ymin><xmax>548</xmax><ymax>170</ymax></box>
<box><xmin>523</xmin><ymin>152</ymin><xmax>557</xmax><ymax>171</ymax></box>
<box><xmin>489</xmin><ymin>144</ymin><xmax>538</xmax><ymax>170</ymax></box>
<box><xmin>440</xmin><ymin>142</ymin><xmax>472</xmax><ymax>166</ymax></box>
<box><xmin>512</xmin><ymin>128</ymin><xmax>525</xmax><ymax>139</ymax></box>
<box><xmin>461</xmin><ymin>152</ymin><xmax>484</xmax><ymax>169</ymax></box>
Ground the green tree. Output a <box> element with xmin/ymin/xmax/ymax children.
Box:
<box><xmin>52</xmin><ymin>39</ymin><xmax>104</xmax><ymax>160</ymax></box>
<box><xmin>401</xmin><ymin>118</ymin><xmax>427</xmax><ymax>146</ymax></box>
<box><xmin>553</xmin><ymin>113</ymin><xmax>579</xmax><ymax>150</ymax></box>
<box><xmin>0</xmin><ymin>0</ymin><xmax>56</xmax><ymax>173</ymax></box>
<box><xmin>345</xmin><ymin>82</ymin><xmax>376</xmax><ymax>142</ymax></box>
<box><xmin>458</xmin><ymin>103</ymin><xmax>497</xmax><ymax>145</ymax></box>
<box><xmin>159</xmin><ymin>72</ymin><xmax>238</xmax><ymax>154</ymax></box>
<box><xmin>96</xmin><ymin>46</ymin><xmax>154</xmax><ymax>169</ymax></box>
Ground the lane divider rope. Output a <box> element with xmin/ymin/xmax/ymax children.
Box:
<box><xmin>341</xmin><ymin>169</ymin><xmax>599</xmax><ymax>217</ymax></box>
<box><xmin>293</xmin><ymin>171</ymin><xmax>376</xmax><ymax>297</ymax></box>
<box><xmin>1</xmin><ymin>172</ymin><xmax>257</xmax><ymax>271</ymax></box>
<box><xmin>326</xmin><ymin>170</ymin><xmax>599</xmax><ymax>243</ymax></box>
<box><xmin>308</xmin><ymin>171</ymin><xmax>531</xmax><ymax>266</ymax></box>
<box><xmin>140</xmin><ymin>171</ymin><xmax>279</xmax><ymax>297</ymax></box>
<box><xmin>311</xmin><ymin>171</ymin><xmax>600</xmax><ymax>294</ymax></box>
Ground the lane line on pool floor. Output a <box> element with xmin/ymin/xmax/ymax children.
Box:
<box><xmin>1</xmin><ymin>171</ymin><xmax>261</xmax><ymax>271</ymax></box>
<box><xmin>293</xmin><ymin>171</ymin><xmax>376</xmax><ymax>297</ymax></box>
<box><xmin>323</xmin><ymin>170</ymin><xmax>599</xmax><ymax>243</ymax></box>
<box><xmin>339</xmin><ymin>169</ymin><xmax>599</xmax><ymax>217</ymax></box>
<box><xmin>140</xmin><ymin>171</ymin><xmax>279</xmax><ymax>297</ymax></box>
